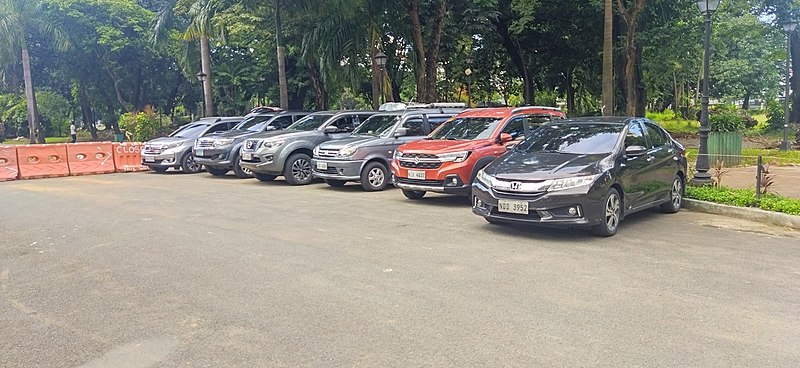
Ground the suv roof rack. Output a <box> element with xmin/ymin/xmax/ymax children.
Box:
<box><xmin>511</xmin><ymin>106</ymin><xmax>562</xmax><ymax>114</ymax></box>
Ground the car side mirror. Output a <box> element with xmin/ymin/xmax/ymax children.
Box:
<box><xmin>324</xmin><ymin>125</ymin><xmax>339</xmax><ymax>134</ymax></box>
<box><xmin>497</xmin><ymin>133</ymin><xmax>513</xmax><ymax>144</ymax></box>
<box><xmin>394</xmin><ymin>127</ymin><xmax>408</xmax><ymax>137</ymax></box>
<box><xmin>625</xmin><ymin>145</ymin><xmax>647</xmax><ymax>157</ymax></box>
<box><xmin>505</xmin><ymin>144</ymin><xmax>517</xmax><ymax>151</ymax></box>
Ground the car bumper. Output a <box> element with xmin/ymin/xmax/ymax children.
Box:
<box><xmin>390</xmin><ymin>159</ymin><xmax>473</xmax><ymax>195</ymax></box>
<box><xmin>239</xmin><ymin>150</ymin><xmax>284</xmax><ymax>174</ymax></box>
<box><xmin>311</xmin><ymin>158</ymin><xmax>363</xmax><ymax>181</ymax></box>
<box><xmin>141</xmin><ymin>152</ymin><xmax>180</xmax><ymax>168</ymax></box>
<box><xmin>470</xmin><ymin>180</ymin><xmax>605</xmax><ymax>227</ymax></box>
<box><xmin>193</xmin><ymin>147</ymin><xmax>235</xmax><ymax>168</ymax></box>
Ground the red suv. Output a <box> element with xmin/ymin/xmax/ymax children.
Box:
<box><xmin>391</xmin><ymin>107</ymin><xmax>566</xmax><ymax>199</ymax></box>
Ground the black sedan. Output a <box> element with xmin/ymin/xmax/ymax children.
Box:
<box><xmin>471</xmin><ymin>117</ymin><xmax>687</xmax><ymax>236</ymax></box>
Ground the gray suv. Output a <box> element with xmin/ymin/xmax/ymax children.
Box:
<box><xmin>240</xmin><ymin>111</ymin><xmax>377</xmax><ymax>185</ymax></box>
<box><xmin>142</xmin><ymin>117</ymin><xmax>242</xmax><ymax>174</ymax></box>
<box><xmin>193</xmin><ymin>111</ymin><xmax>308</xmax><ymax>178</ymax></box>
<box><xmin>311</xmin><ymin>108</ymin><xmax>461</xmax><ymax>191</ymax></box>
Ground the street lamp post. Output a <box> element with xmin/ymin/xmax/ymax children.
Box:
<box><xmin>374</xmin><ymin>52</ymin><xmax>388</xmax><ymax>105</ymax></box>
<box><xmin>781</xmin><ymin>20</ymin><xmax>798</xmax><ymax>151</ymax></box>
<box><xmin>691</xmin><ymin>0</ymin><xmax>721</xmax><ymax>185</ymax></box>
<box><xmin>465</xmin><ymin>56</ymin><xmax>473</xmax><ymax>108</ymax></box>
<box><xmin>196</xmin><ymin>72</ymin><xmax>208</xmax><ymax>118</ymax></box>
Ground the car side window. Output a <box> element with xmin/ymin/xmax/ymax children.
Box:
<box><xmin>270</xmin><ymin>116</ymin><xmax>294</xmax><ymax>130</ymax></box>
<box><xmin>204</xmin><ymin>122</ymin><xmax>230</xmax><ymax>136</ymax></box>
<box><xmin>404</xmin><ymin>118</ymin><xmax>426</xmax><ymax>136</ymax></box>
<box><xmin>625</xmin><ymin>123</ymin><xmax>647</xmax><ymax>147</ymax></box>
<box><xmin>502</xmin><ymin>117</ymin><xmax>526</xmax><ymax>140</ymax></box>
<box><xmin>644</xmin><ymin>123</ymin><xmax>667</xmax><ymax>149</ymax></box>
<box><xmin>329</xmin><ymin>116</ymin><xmax>356</xmax><ymax>132</ymax></box>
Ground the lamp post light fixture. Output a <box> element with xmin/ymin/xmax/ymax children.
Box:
<box><xmin>781</xmin><ymin>20</ymin><xmax>798</xmax><ymax>151</ymax></box>
<box><xmin>374</xmin><ymin>52</ymin><xmax>388</xmax><ymax>105</ymax></box>
<box><xmin>196</xmin><ymin>72</ymin><xmax>208</xmax><ymax>118</ymax></box>
<box><xmin>465</xmin><ymin>56</ymin><xmax>474</xmax><ymax>107</ymax></box>
<box><xmin>691</xmin><ymin>0</ymin><xmax>721</xmax><ymax>185</ymax></box>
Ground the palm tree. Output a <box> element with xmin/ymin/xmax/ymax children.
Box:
<box><xmin>0</xmin><ymin>0</ymin><xmax>69</xmax><ymax>143</ymax></box>
<box><xmin>154</xmin><ymin>0</ymin><xmax>219</xmax><ymax>117</ymax></box>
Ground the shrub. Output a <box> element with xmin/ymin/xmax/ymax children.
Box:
<box><xmin>709</xmin><ymin>104</ymin><xmax>750</xmax><ymax>132</ymax></box>
<box><xmin>685</xmin><ymin>185</ymin><xmax>800</xmax><ymax>216</ymax></box>
<box><xmin>118</xmin><ymin>106</ymin><xmax>170</xmax><ymax>142</ymax></box>
<box><xmin>765</xmin><ymin>99</ymin><xmax>785</xmax><ymax>131</ymax></box>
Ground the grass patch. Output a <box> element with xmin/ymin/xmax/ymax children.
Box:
<box><xmin>686</xmin><ymin>185</ymin><xmax>800</xmax><ymax>216</ymax></box>
<box><xmin>646</xmin><ymin>111</ymin><xmax>700</xmax><ymax>135</ymax></box>
<box><xmin>685</xmin><ymin>148</ymin><xmax>800</xmax><ymax>166</ymax></box>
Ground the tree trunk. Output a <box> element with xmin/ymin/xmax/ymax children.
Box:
<box><xmin>423</xmin><ymin>0</ymin><xmax>447</xmax><ymax>103</ymax></box>
<box><xmin>566</xmin><ymin>68</ymin><xmax>576</xmax><ymax>117</ymax></box>
<box><xmin>602</xmin><ymin>0</ymin><xmax>614</xmax><ymax>115</ymax></box>
<box><xmin>791</xmin><ymin>30</ymin><xmax>800</xmax><ymax>123</ymax></box>
<box><xmin>491</xmin><ymin>11</ymin><xmax>534</xmax><ymax>105</ymax></box>
<box><xmin>370</xmin><ymin>40</ymin><xmax>381</xmax><ymax>109</ymax></box>
<box><xmin>21</xmin><ymin>47</ymin><xmax>43</xmax><ymax>144</ymax></box>
<box><xmin>402</xmin><ymin>0</ymin><xmax>427</xmax><ymax>102</ymax></box>
<box><xmin>742</xmin><ymin>92</ymin><xmax>751</xmax><ymax>110</ymax></box>
<box><xmin>307</xmin><ymin>60</ymin><xmax>328</xmax><ymax>110</ymax></box>
<box><xmin>617</xmin><ymin>0</ymin><xmax>646</xmax><ymax>116</ymax></box>
<box><xmin>78</xmin><ymin>82</ymin><xmax>98</xmax><ymax>140</ymax></box>
<box><xmin>200</xmin><ymin>35</ymin><xmax>215</xmax><ymax>116</ymax></box>
<box><xmin>634</xmin><ymin>44</ymin><xmax>646</xmax><ymax>117</ymax></box>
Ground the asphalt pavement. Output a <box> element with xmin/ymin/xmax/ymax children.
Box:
<box><xmin>1</xmin><ymin>172</ymin><xmax>799</xmax><ymax>367</ymax></box>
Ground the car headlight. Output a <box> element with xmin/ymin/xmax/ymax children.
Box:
<box><xmin>338</xmin><ymin>146</ymin><xmax>358</xmax><ymax>158</ymax></box>
<box><xmin>162</xmin><ymin>142</ymin><xmax>182</xmax><ymax>150</ymax></box>
<box><xmin>313</xmin><ymin>145</ymin><xmax>321</xmax><ymax>156</ymax></box>
<box><xmin>261</xmin><ymin>139</ymin><xmax>285</xmax><ymax>149</ymax></box>
<box><xmin>437</xmin><ymin>151</ymin><xmax>471</xmax><ymax>163</ymax></box>
<box><xmin>393</xmin><ymin>150</ymin><xmax>403</xmax><ymax>160</ymax></box>
<box><xmin>213</xmin><ymin>139</ymin><xmax>234</xmax><ymax>148</ymax></box>
<box><xmin>475</xmin><ymin>168</ymin><xmax>494</xmax><ymax>186</ymax></box>
<box><xmin>548</xmin><ymin>174</ymin><xmax>600</xmax><ymax>192</ymax></box>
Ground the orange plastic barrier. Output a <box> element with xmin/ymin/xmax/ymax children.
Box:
<box><xmin>113</xmin><ymin>142</ymin><xmax>149</xmax><ymax>172</ymax></box>
<box><xmin>16</xmin><ymin>144</ymin><xmax>70</xmax><ymax>179</ymax></box>
<box><xmin>0</xmin><ymin>145</ymin><xmax>20</xmax><ymax>181</ymax></box>
<box><xmin>67</xmin><ymin>142</ymin><xmax>116</xmax><ymax>176</ymax></box>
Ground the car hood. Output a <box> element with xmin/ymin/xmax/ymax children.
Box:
<box><xmin>146</xmin><ymin>137</ymin><xmax>190</xmax><ymax>146</ymax></box>
<box><xmin>247</xmin><ymin>130</ymin><xmax>316</xmax><ymax>141</ymax></box>
<box><xmin>204</xmin><ymin>130</ymin><xmax>257</xmax><ymax>140</ymax></box>
<box><xmin>398</xmin><ymin>139</ymin><xmax>492</xmax><ymax>153</ymax></box>
<box><xmin>318</xmin><ymin>135</ymin><xmax>378</xmax><ymax>150</ymax></box>
<box><xmin>486</xmin><ymin>151</ymin><xmax>608</xmax><ymax>180</ymax></box>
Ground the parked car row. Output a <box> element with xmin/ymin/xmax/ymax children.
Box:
<box><xmin>142</xmin><ymin>104</ymin><xmax>688</xmax><ymax>236</ymax></box>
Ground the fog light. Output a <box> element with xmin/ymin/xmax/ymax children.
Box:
<box><xmin>568</xmin><ymin>207</ymin><xmax>578</xmax><ymax>216</ymax></box>
<box><xmin>451</xmin><ymin>178</ymin><xmax>458</xmax><ymax>185</ymax></box>
<box><xmin>474</xmin><ymin>197</ymin><xmax>483</xmax><ymax>208</ymax></box>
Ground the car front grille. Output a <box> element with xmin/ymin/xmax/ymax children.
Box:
<box><xmin>196</xmin><ymin>139</ymin><xmax>214</xmax><ymax>148</ymax></box>
<box><xmin>397</xmin><ymin>178</ymin><xmax>444</xmax><ymax>187</ymax></box>
<box><xmin>316</xmin><ymin>149</ymin><xmax>339</xmax><ymax>158</ymax></box>
<box><xmin>315</xmin><ymin>167</ymin><xmax>338</xmax><ymax>175</ymax></box>
<box><xmin>143</xmin><ymin>145</ymin><xmax>163</xmax><ymax>154</ymax></box>
<box><xmin>400</xmin><ymin>161</ymin><xmax>441</xmax><ymax>169</ymax></box>
<box><xmin>492</xmin><ymin>189</ymin><xmax>547</xmax><ymax>199</ymax></box>
<box><xmin>490</xmin><ymin>208</ymin><xmax>542</xmax><ymax>221</ymax></box>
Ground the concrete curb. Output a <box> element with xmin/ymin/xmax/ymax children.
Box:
<box><xmin>683</xmin><ymin>198</ymin><xmax>800</xmax><ymax>230</ymax></box>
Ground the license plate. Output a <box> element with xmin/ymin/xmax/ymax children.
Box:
<box><xmin>144</xmin><ymin>156</ymin><xmax>155</xmax><ymax>163</ymax></box>
<box><xmin>408</xmin><ymin>170</ymin><xmax>426</xmax><ymax>180</ymax></box>
<box><xmin>317</xmin><ymin>162</ymin><xmax>328</xmax><ymax>170</ymax></box>
<box><xmin>196</xmin><ymin>149</ymin><xmax>204</xmax><ymax>157</ymax></box>
<box><xmin>498</xmin><ymin>199</ymin><xmax>529</xmax><ymax>215</ymax></box>
<box><xmin>242</xmin><ymin>153</ymin><xmax>252</xmax><ymax>161</ymax></box>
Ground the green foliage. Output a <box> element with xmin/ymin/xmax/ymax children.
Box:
<box><xmin>0</xmin><ymin>91</ymin><xmax>70</xmax><ymax>137</ymax></box>
<box><xmin>686</xmin><ymin>185</ymin><xmax>800</xmax><ymax>216</ymax></box>
<box><xmin>708</xmin><ymin>104</ymin><xmax>748</xmax><ymax>132</ymax></box>
<box><xmin>646</xmin><ymin>110</ymin><xmax>700</xmax><ymax>135</ymax></box>
<box><xmin>118</xmin><ymin>106</ymin><xmax>169</xmax><ymax>141</ymax></box>
<box><xmin>765</xmin><ymin>98</ymin><xmax>785</xmax><ymax>131</ymax></box>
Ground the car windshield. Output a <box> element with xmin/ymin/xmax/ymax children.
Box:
<box><xmin>286</xmin><ymin>114</ymin><xmax>334</xmax><ymax>131</ymax></box>
<box><xmin>516</xmin><ymin>123</ymin><xmax>623</xmax><ymax>155</ymax></box>
<box><xmin>428</xmin><ymin>117</ymin><xmax>502</xmax><ymax>140</ymax></box>
<box><xmin>170</xmin><ymin>123</ymin><xmax>209</xmax><ymax>138</ymax></box>
<box><xmin>234</xmin><ymin>115</ymin><xmax>275</xmax><ymax>132</ymax></box>
<box><xmin>353</xmin><ymin>115</ymin><xmax>400</xmax><ymax>136</ymax></box>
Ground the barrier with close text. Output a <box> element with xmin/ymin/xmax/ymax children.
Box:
<box><xmin>0</xmin><ymin>145</ymin><xmax>20</xmax><ymax>181</ymax></box>
<box><xmin>113</xmin><ymin>142</ymin><xmax>149</xmax><ymax>172</ymax></box>
<box><xmin>16</xmin><ymin>144</ymin><xmax>71</xmax><ymax>179</ymax></box>
<box><xmin>67</xmin><ymin>142</ymin><xmax>117</xmax><ymax>176</ymax></box>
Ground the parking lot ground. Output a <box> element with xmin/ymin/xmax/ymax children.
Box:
<box><xmin>1</xmin><ymin>172</ymin><xmax>800</xmax><ymax>368</ymax></box>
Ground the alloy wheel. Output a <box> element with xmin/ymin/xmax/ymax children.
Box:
<box><xmin>605</xmin><ymin>193</ymin><xmax>621</xmax><ymax>232</ymax></box>
<box><xmin>671</xmin><ymin>178</ymin><xmax>683</xmax><ymax>208</ymax></box>
<box><xmin>291</xmin><ymin>158</ymin><xmax>312</xmax><ymax>181</ymax></box>
<box><xmin>368</xmin><ymin>167</ymin><xmax>385</xmax><ymax>187</ymax></box>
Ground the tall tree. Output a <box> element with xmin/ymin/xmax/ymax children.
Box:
<box><xmin>602</xmin><ymin>0</ymin><xmax>614</xmax><ymax>115</ymax></box>
<box><xmin>617</xmin><ymin>0</ymin><xmax>646</xmax><ymax>116</ymax></box>
<box><xmin>400</xmin><ymin>0</ymin><xmax>448</xmax><ymax>103</ymax></box>
<box><xmin>0</xmin><ymin>0</ymin><xmax>69</xmax><ymax>143</ymax></box>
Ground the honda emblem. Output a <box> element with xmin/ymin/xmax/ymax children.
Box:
<box><xmin>510</xmin><ymin>182</ymin><xmax>522</xmax><ymax>191</ymax></box>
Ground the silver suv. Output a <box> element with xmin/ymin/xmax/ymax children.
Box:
<box><xmin>311</xmin><ymin>108</ymin><xmax>461</xmax><ymax>191</ymax></box>
<box><xmin>239</xmin><ymin>111</ymin><xmax>377</xmax><ymax>185</ymax></box>
<box><xmin>142</xmin><ymin>117</ymin><xmax>242</xmax><ymax>174</ymax></box>
<box><xmin>193</xmin><ymin>111</ymin><xmax>308</xmax><ymax>178</ymax></box>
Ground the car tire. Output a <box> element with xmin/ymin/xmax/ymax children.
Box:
<box><xmin>180</xmin><ymin>153</ymin><xmax>202</xmax><ymax>174</ymax></box>
<box><xmin>660</xmin><ymin>175</ymin><xmax>684</xmax><ymax>213</ymax></box>
<box><xmin>232</xmin><ymin>153</ymin><xmax>253</xmax><ymax>179</ymax></box>
<box><xmin>592</xmin><ymin>188</ymin><xmax>622</xmax><ymax>237</ymax></box>
<box><xmin>402</xmin><ymin>189</ymin><xmax>426</xmax><ymax>200</ymax></box>
<box><xmin>325</xmin><ymin>179</ymin><xmax>347</xmax><ymax>188</ymax></box>
<box><xmin>207</xmin><ymin>167</ymin><xmax>228</xmax><ymax>177</ymax></box>
<box><xmin>360</xmin><ymin>162</ymin><xmax>389</xmax><ymax>192</ymax></box>
<box><xmin>151</xmin><ymin>167</ymin><xmax>168</xmax><ymax>174</ymax></box>
<box><xmin>254</xmin><ymin>173</ymin><xmax>277</xmax><ymax>182</ymax></box>
<box><xmin>283</xmin><ymin>153</ymin><xmax>314</xmax><ymax>185</ymax></box>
